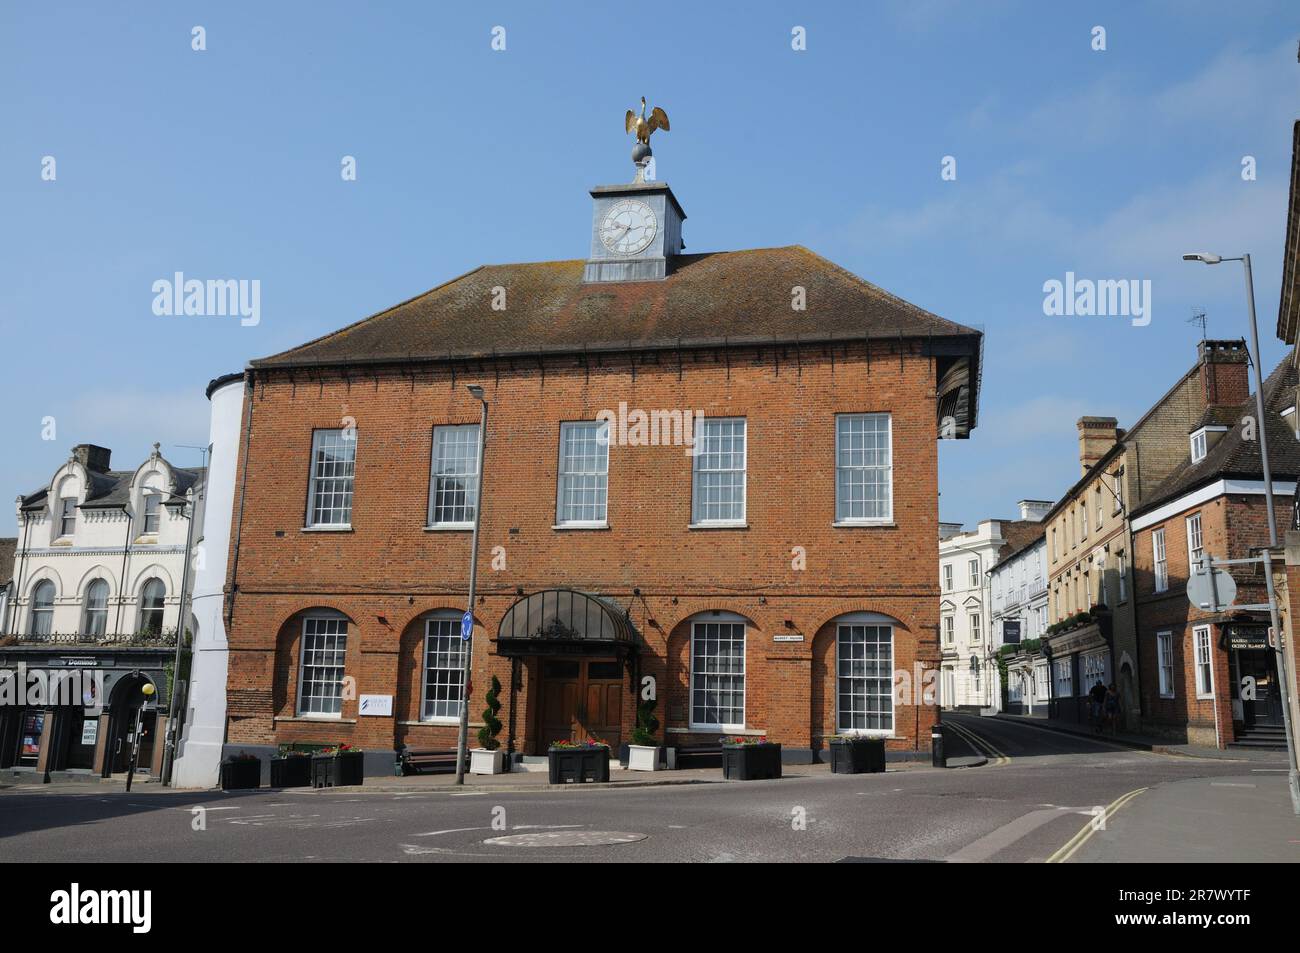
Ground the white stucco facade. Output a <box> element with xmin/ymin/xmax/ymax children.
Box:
<box><xmin>5</xmin><ymin>445</ymin><xmax>204</xmax><ymax>642</ymax></box>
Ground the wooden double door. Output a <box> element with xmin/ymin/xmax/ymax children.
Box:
<box><xmin>538</xmin><ymin>658</ymin><xmax>624</xmax><ymax>752</ymax></box>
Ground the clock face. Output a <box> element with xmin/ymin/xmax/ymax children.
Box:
<box><xmin>599</xmin><ymin>199</ymin><xmax>658</xmax><ymax>256</ymax></box>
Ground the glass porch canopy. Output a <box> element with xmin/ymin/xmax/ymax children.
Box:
<box><xmin>495</xmin><ymin>589</ymin><xmax>637</xmax><ymax>657</ymax></box>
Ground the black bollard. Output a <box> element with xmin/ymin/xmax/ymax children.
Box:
<box><xmin>931</xmin><ymin>723</ymin><xmax>946</xmax><ymax>768</ymax></box>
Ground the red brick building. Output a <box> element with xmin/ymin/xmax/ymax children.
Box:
<box><xmin>1129</xmin><ymin>355</ymin><xmax>1298</xmax><ymax>748</ymax></box>
<box><xmin>220</xmin><ymin>175</ymin><xmax>981</xmax><ymax>773</ymax></box>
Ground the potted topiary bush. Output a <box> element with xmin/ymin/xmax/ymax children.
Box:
<box><xmin>626</xmin><ymin>697</ymin><xmax>662</xmax><ymax>771</ymax></box>
<box><xmin>547</xmin><ymin>739</ymin><xmax>610</xmax><ymax>783</ymax></box>
<box><xmin>310</xmin><ymin>744</ymin><xmax>365</xmax><ymax>787</ymax></box>
<box><xmin>220</xmin><ymin>751</ymin><xmax>261</xmax><ymax>790</ymax></box>
<box><xmin>469</xmin><ymin>676</ymin><xmax>507</xmax><ymax>775</ymax></box>
<box><xmin>721</xmin><ymin>736</ymin><xmax>782</xmax><ymax>780</ymax></box>
<box><xmin>827</xmin><ymin>734</ymin><xmax>886</xmax><ymax>774</ymax></box>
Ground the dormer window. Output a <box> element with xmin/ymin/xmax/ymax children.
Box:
<box><xmin>142</xmin><ymin>494</ymin><xmax>161</xmax><ymax>534</ymax></box>
<box><xmin>1189</xmin><ymin>426</ymin><xmax>1227</xmax><ymax>464</ymax></box>
<box><xmin>58</xmin><ymin>498</ymin><xmax>77</xmax><ymax>537</ymax></box>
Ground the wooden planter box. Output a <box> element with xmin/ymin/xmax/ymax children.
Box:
<box><xmin>721</xmin><ymin>742</ymin><xmax>782</xmax><ymax>780</ymax></box>
<box><xmin>220</xmin><ymin>758</ymin><xmax>261</xmax><ymax>790</ymax></box>
<box><xmin>269</xmin><ymin>756</ymin><xmax>313</xmax><ymax>788</ymax></box>
<box><xmin>548</xmin><ymin>746</ymin><xmax>610</xmax><ymax>783</ymax></box>
<box><xmin>829</xmin><ymin>738</ymin><xmax>886</xmax><ymax>774</ymax></box>
<box><xmin>310</xmin><ymin>750</ymin><xmax>365</xmax><ymax>788</ymax></box>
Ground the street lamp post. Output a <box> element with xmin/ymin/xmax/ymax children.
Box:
<box><xmin>454</xmin><ymin>385</ymin><xmax>489</xmax><ymax>785</ymax></box>
<box><xmin>125</xmin><ymin>680</ymin><xmax>156</xmax><ymax>792</ymax></box>
<box><xmin>147</xmin><ymin>486</ymin><xmax>199</xmax><ymax>788</ymax></box>
<box><xmin>1183</xmin><ymin>252</ymin><xmax>1300</xmax><ymax>815</ymax></box>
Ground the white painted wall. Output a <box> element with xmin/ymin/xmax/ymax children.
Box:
<box><xmin>173</xmin><ymin>377</ymin><xmax>243</xmax><ymax>789</ymax></box>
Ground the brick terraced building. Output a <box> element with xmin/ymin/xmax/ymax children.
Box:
<box><xmin>220</xmin><ymin>170</ymin><xmax>982</xmax><ymax>773</ymax></box>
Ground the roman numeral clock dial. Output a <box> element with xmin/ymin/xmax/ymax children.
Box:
<box><xmin>599</xmin><ymin>199</ymin><xmax>657</xmax><ymax>256</ymax></box>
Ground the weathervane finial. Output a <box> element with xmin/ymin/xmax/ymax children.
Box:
<box><xmin>624</xmin><ymin>97</ymin><xmax>670</xmax><ymax>182</ymax></box>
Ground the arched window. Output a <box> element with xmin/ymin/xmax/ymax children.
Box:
<box><xmin>297</xmin><ymin>612</ymin><xmax>348</xmax><ymax>717</ymax></box>
<box><xmin>30</xmin><ymin>581</ymin><xmax>55</xmax><ymax>636</ymax></box>
<box><xmin>421</xmin><ymin>611</ymin><xmax>468</xmax><ymax>722</ymax></box>
<box><xmin>688</xmin><ymin>612</ymin><xmax>747</xmax><ymax>730</ymax></box>
<box><xmin>835</xmin><ymin>613</ymin><xmax>895</xmax><ymax>734</ymax></box>
<box><xmin>82</xmin><ymin>579</ymin><xmax>109</xmax><ymax>638</ymax></box>
<box><xmin>139</xmin><ymin>579</ymin><xmax>166</xmax><ymax>636</ymax></box>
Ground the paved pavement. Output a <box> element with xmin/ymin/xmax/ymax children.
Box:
<box><xmin>2</xmin><ymin>714</ymin><xmax>1290</xmax><ymax>863</ymax></box>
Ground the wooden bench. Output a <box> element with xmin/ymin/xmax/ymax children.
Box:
<box><xmin>399</xmin><ymin>746</ymin><xmax>466</xmax><ymax>776</ymax></box>
<box><xmin>671</xmin><ymin>744</ymin><xmax>723</xmax><ymax>769</ymax></box>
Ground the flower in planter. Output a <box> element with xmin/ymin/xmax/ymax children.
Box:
<box><xmin>226</xmin><ymin>750</ymin><xmax>258</xmax><ymax>761</ymax></box>
<box><xmin>550</xmin><ymin>739</ymin><xmax>609</xmax><ymax>749</ymax></box>
<box><xmin>721</xmin><ymin>736</ymin><xmax>768</xmax><ymax>746</ymax></box>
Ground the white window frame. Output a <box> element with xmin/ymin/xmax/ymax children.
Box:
<box><xmin>82</xmin><ymin>579</ymin><xmax>109</xmax><ymax>638</ymax></box>
<box><xmin>943</xmin><ymin>614</ymin><xmax>954</xmax><ymax>644</ymax></box>
<box><xmin>421</xmin><ymin>613</ymin><xmax>468</xmax><ymax>723</ymax></box>
<box><xmin>1053</xmin><ymin>657</ymin><xmax>1074</xmax><ymax>698</ymax></box>
<box><xmin>943</xmin><ymin>564</ymin><xmax>953</xmax><ymax>592</ymax></box>
<box><xmin>1113</xmin><ymin>473</ymin><xmax>1123</xmax><ymax>513</ymax></box>
<box><xmin>688</xmin><ymin>615</ymin><xmax>746</xmax><ymax>731</ymax></box>
<box><xmin>555</xmin><ymin>420</ymin><xmax>610</xmax><ymax>527</ymax></box>
<box><xmin>968</xmin><ymin>558</ymin><xmax>979</xmax><ymax>589</ymax></box>
<box><xmin>142</xmin><ymin>494</ymin><xmax>161</xmax><ymax>535</ymax></box>
<box><xmin>138</xmin><ymin>578</ymin><xmax>166</xmax><ymax>635</ymax></box>
<box><xmin>1117</xmin><ymin>549</ymin><xmax>1127</xmax><ymax>602</ymax></box>
<box><xmin>1194</xmin><ymin>625</ymin><xmax>1214</xmax><ymax>699</ymax></box>
<box><xmin>306</xmin><ymin>428</ymin><xmax>356</xmax><ymax>529</ymax></box>
<box><xmin>29</xmin><ymin>580</ymin><xmax>55</xmax><ymax>636</ymax></box>
<box><xmin>1157</xmin><ymin>630</ymin><xmax>1175</xmax><ymax>698</ymax></box>
<box><xmin>969</xmin><ymin>612</ymin><xmax>981</xmax><ymax>642</ymax></box>
<box><xmin>834</xmin><ymin>412</ymin><xmax>893</xmax><ymax>524</ymax></box>
<box><xmin>835</xmin><ymin>616</ymin><xmax>894</xmax><ymax>735</ymax></box>
<box><xmin>428</xmin><ymin>424</ymin><xmax>480</xmax><ymax>528</ymax></box>
<box><xmin>1034</xmin><ymin>663</ymin><xmax>1050</xmax><ymax>701</ymax></box>
<box><xmin>690</xmin><ymin>417</ymin><xmax>747</xmax><ymax>526</ymax></box>
<box><xmin>1186</xmin><ymin>513</ymin><xmax>1204</xmax><ymax>570</ymax></box>
<box><xmin>296</xmin><ymin>614</ymin><xmax>349</xmax><ymax>717</ymax></box>
<box><xmin>1190</xmin><ymin>430</ymin><xmax>1207</xmax><ymax>463</ymax></box>
<box><xmin>58</xmin><ymin>497</ymin><xmax>77</xmax><ymax>537</ymax></box>
<box><xmin>1153</xmin><ymin>528</ymin><xmax>1168</xmax><ymax>593</ymax></box>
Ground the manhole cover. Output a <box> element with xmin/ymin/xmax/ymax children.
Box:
<box><xmin>483</xmin><ymin>830</ymin><xmax>646</xmax><ymax>847</ymax></box>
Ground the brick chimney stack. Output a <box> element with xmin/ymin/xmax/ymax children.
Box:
<box><xmin>1077</xmin><ymin>417</ymin><xmax>1119</xmax><ymax>476</ymax></box>
<box><xmin>71</xmin><ymin>444</ymin><xmax>112</xmax><ymax>473</ymax></box>
<box><xmin>1198</xmin><ymin>339</ymin><xmax>1250</xmax><ymax>407</ymax></box>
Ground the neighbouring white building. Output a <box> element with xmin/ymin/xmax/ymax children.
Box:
<box><xmin>939</xmin><ymin>500</ymin><xmax>1050</xmax><ymax>710</ymax></box>
<box><xmin>990</xmin><ymin>513</ymin><xmax>1051</xmax><ymax>716</ymax></box>
<box><xmin>0</xmin><ymin>443</ymin><xmax>205</xmax><ymax>780</ymax></box>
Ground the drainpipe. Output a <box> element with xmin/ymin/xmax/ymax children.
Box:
<box><xmin>115</xmin><ymin>504</ymin><xmax>134</xmax><ymax>637</ymax></box>
<box><xmin>9</xmin><ymin>514</ymin><xmax>31</xmax><ymax>635</ymax></box>
<box><xmin>226</xmin><ymin>372</ymin><xmax>255</xmax><ymax>630</ymax></box>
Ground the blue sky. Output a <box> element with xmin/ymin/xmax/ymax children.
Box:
<box><xmin>2</xmin><ymin>1</ymin><xmax>1297</xmax><ymax>527</ymax></box>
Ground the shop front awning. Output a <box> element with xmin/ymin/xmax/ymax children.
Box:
<box><xmin>495</xmin><ymin>589</ymin><xmax>637</xmax><ymax>657</ymax></box>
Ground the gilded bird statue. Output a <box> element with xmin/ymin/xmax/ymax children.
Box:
<box><xmin>625</xmin><ymin>97</ymin><xmax>670</xmax><ymax>145</ymax></box>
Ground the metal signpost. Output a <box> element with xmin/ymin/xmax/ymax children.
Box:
<box><xmin>454</xmin><ymin>387</ymin><xmax>489</xmax><ymax>785</ymax></box>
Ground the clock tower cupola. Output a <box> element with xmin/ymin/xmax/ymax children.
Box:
<box><xmin>583</xmin><ymin>97</ymin><xmax>686</xmax><ymax>283</ymax></box>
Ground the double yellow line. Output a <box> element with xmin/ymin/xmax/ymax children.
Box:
<box><xmin>946</xmin><ymin>719</ymin><xmax>1010</xmax><ymax>766</ymax></box>
<box><xmin>1046</xmin><ymin>787</ymin><xmax>1147</xmax><ymax>863</ymax></box>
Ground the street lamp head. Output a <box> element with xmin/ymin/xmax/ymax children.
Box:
<box><xmin>141</xmin><ymin>682</ymin><xmax>156</xmax><ymax>698</ymax></box>
<box><xmin>466</xmin><ymin>384</ymin><xmax>485</xmax><ymax>401</ymax></box>
<box><xmin>1183</xmin><ymin>253</ymin><xmax>1222</xmax><ymax>265</ymax></box>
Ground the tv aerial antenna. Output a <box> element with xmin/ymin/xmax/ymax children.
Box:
<box><xmin>1187</xmin><ymin>307</ymin><xmax>1207</xmax><ymax>339</ymax></box>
